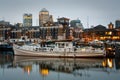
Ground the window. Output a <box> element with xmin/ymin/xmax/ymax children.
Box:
<box><xmin>58</xmin><ymin>43</ymin><xmax>64</xmax><ymax>48</ymax></box>
<box><xmin>66</xmin><ymin>43</ymin><xmax>68</xmax><ymax>46</ymax></box>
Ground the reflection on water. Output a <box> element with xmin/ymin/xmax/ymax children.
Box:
<box><xmin>0</xmin><ymin>55</ymin><xmax>120</xmax><ymax>80</ymax></box>
<box><xmin>0</xmin><ymin>51</ymin><xmax>14</xmax><ymax>55</ymax></box>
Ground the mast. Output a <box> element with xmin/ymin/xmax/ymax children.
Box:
<box><xmin>87</xmin><ymin>16</ymin><xmax>89</xmax><ymax>28</ymax></box>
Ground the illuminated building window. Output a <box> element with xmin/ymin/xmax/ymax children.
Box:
<box><xmin>105</xmin><ymin>31</ymin><xmax>112</xmax><ymax>35</ymax></box>
<box><xmin>108</xmin><ymin>31</ymin><xmax>112</xmax><ymax>35</ymax></box>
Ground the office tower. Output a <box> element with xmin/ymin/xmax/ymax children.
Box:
<box><xmin>70</xmin><ymin>19</ymin><xmax>84</xmax><ymax>29</ymax></box>
<box><xmin>115</xmin><ymin>20</ymin><xmax>120</xmax><ymax>28</ymax></box>
<box><xmin>39</xmin><ymin>8</ymin><xmax>53</xmax><ymax>27</ymax></box>
<box><xmin>23</xmin><ymin>13</ymin><xmax>32</xmax><ymax>27</ymax></box>
<box><xmin>0</xmin><ymin>20</ymin><xmax>10</xmax><ymax>25</ymax></box>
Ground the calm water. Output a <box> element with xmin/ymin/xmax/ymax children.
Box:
<box><xmin>0</xmin><ymin>54</ymin><xmax>120</xmax><ymax>80</ymax></box>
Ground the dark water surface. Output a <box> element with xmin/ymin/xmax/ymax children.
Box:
<box><xmin>0</xmin><ymin>54</ymin><xmax>120</xmax><ymax>80</ymax></box>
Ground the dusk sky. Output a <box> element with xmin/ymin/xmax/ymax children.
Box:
<box><xmin>0</xmin><ymin>0</ymin><xmax>120</xmax><ymax>28</ymax></box>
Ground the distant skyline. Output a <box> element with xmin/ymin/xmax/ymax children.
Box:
<box><xmin>0</xmin><ymin>0</ymin><xmax>120</xmax><ymax>28</ymax></box>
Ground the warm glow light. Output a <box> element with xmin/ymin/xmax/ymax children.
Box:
<box><xmin>102</xmin><ymin>61</ymin><xmax>106</xmax><ymax>67</ymax></box>
<box><xmin>107</xmin><ymin>59</ymin><xmax>113</xmax><ymax>68</ymax></box>
<box><xmin>105</xmin><ymin>36</ymin><xmax>111</xmax><ymax>39</ymax></box>
<box><xmin>112</xmin><ymin>36</ymin><xmax>119</xmax><ymax>39</ymax></box>
<box><xmin>81</xmin><ymin>48</ymin><xmax>86</xmax><ymax>51</ymax></box>
<box><xmin>40</xmin><ymin>69</ymin><xmax>49</xmax><ymax>76</ymax></box>
<box><xmin>105</xmin><ymin>31</ymin><xmax>112</xmax><ymax>35</ymax></box>
<box><xmin>107</xmin><ymin>47</ymin><xmax>112</xmax><ymax>50</ymax></box>
<box><xmin>100</xmin><ymin>37</ymin><xmax>105</xmax><ymax>40</ymax></box>
<box><xmin>23</xmin><ymin>65</ymin><xmax>32</xmax><ymax>75</ymax></box>
<box><xmin>102</xmin><ymin>59</ymin><xmax>113</xmax><ymax>68</ymax></box>
<box><xmin>108</xmin><ymin>31</ymin><xmax>112</xmax><ymax>35</ymax></box>
<box><xmin>27</xmin><ymin>68</ymin><xmax>30</xmax><ymax>75</ymax></box>
<box><xmin>69</xmin><ymin>36</ymin><xmax>74</xmax><ymax>40</ymax></box>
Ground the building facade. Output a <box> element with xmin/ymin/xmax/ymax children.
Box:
<box><xmin>23</xmin><ymin>13</ymin><xmax>32</xmax><ymax>27</ymax></box>
<box><xmin>0</xmin><ymin>24</ymin><xmax>11</xmax><ymax>41</ymax></box>
<box><xmin>10</xmin><ymin>25</ymin><xmax>67</xmax><ymax>42</ymax></box>
<box><xmin>57</xmin><ymin>17</ymin><xmax>71</xmax><ymax>39</ymax></box>
<box><xmin>82</xmin><ymin>24</ymin><xmax>120</xmax><ymax>43</ymax></box>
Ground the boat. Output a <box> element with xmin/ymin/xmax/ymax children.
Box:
<box><xmin>13</xmin><ymin>41</ymin><xmax>106</xmax><ymax>58</ymax></box>
<box><xmin>0</xmin><ymin>42</ymin><xmax>13</xmax><ymax>51</ymax></box>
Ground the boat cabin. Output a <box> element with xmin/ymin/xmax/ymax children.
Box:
<box><xmin>53</xmin><ymin>42</ymin><xmax>74</xmax><ymax>52</ymax></box>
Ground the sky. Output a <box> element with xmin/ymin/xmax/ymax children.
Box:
<box><xmin>0</xmin><ymin>0</ymin><xmax>120</xmax><ymax>28</ymax></box>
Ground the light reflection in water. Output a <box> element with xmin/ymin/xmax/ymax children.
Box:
<box><xmin>0</xmin><ymin>55</ymin><xmax>120</xmax><ymax>80</ymax></box>
<box><xmin>40</xmin><ymin>69</ymin><xmax>49</xmax><ymax>76</ymax></box>
<box><xmin>102</xmin><ymin>58</ymin><xmax>113</xmax><ymax>68</ymax></box>
<box><xmin>107</xmin><ymin>59</ymin><xmax>113</xmax><ymax>68</ymax></box>
<box><xmin>23</xmin><ymin>65</ymin><xmax>32</xmax><ymax>75</ymax></box>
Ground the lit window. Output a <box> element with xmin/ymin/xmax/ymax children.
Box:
<box><xmin>108</xmin><ymin>31</ymin><xmax>112</xmax><ymax>35</ymax></box>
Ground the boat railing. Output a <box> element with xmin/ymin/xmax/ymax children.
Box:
<box><xmin>76</xmin><ymin>46</ymin><xmax>105</xmax><ymax>54</ymax></box>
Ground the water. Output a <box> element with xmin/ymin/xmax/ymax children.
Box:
<box><xmin>0</xmin><ymin>55</ymin><xmax>120</xmax><ymax>80</ymax></box>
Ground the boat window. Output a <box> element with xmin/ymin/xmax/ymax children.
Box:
<box><xmin>58</xmin><ymin>43</ymin><xmax>64</xmax><ymax>48</ymax></box>
<box><xmin>58</xmin><ymin>43</ymin><xmax>60</xmax><ymax>47</ymax></box>
<box><xmin>66</xmin><ymin>43</ymin><xmax>68</xmax><ymax>46</ymax></box>
<box><xmin>62</xmin><ymin>43</ymin><xmax>64</xmax><ymax>46</ymax></box>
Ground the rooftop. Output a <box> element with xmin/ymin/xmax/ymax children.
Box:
<box><xmin>40</xmin><ymin>8</ymin><xmax>48</xmax><ymax>12</ymax></box>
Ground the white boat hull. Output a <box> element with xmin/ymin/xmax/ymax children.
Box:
<box><xmin>13</xmin><ymin>44</ymin><xmax>106</xmax><ymax>58</ymax></box>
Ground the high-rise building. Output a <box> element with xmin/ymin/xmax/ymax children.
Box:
<box><xmin>39</xmin><ymin>8</ymin><xmax>53</xmax><ymax>27</ymax></box>
<box><xmin>70</xmin><ymin>19</ymin><xmax>84</xmax><ymax>29</ymax></box>
<box><xmin>23</xmin><ymin>13</ymin><xmax>32</xmax><ymax>27</ymax></box>
<box><xmin>115</xmin><ymin>20</ymin><xmax>120</xmax><ymax>28</ymax></box>
<box><xmin>0</xmin><ymin>20</ymin><xmax>10</xmax><ymax>25</ymax></box>
<box><xmin>15</xmin><ymin>23</ymin><xmax>23</xmax><ymax>27</ymax></box>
